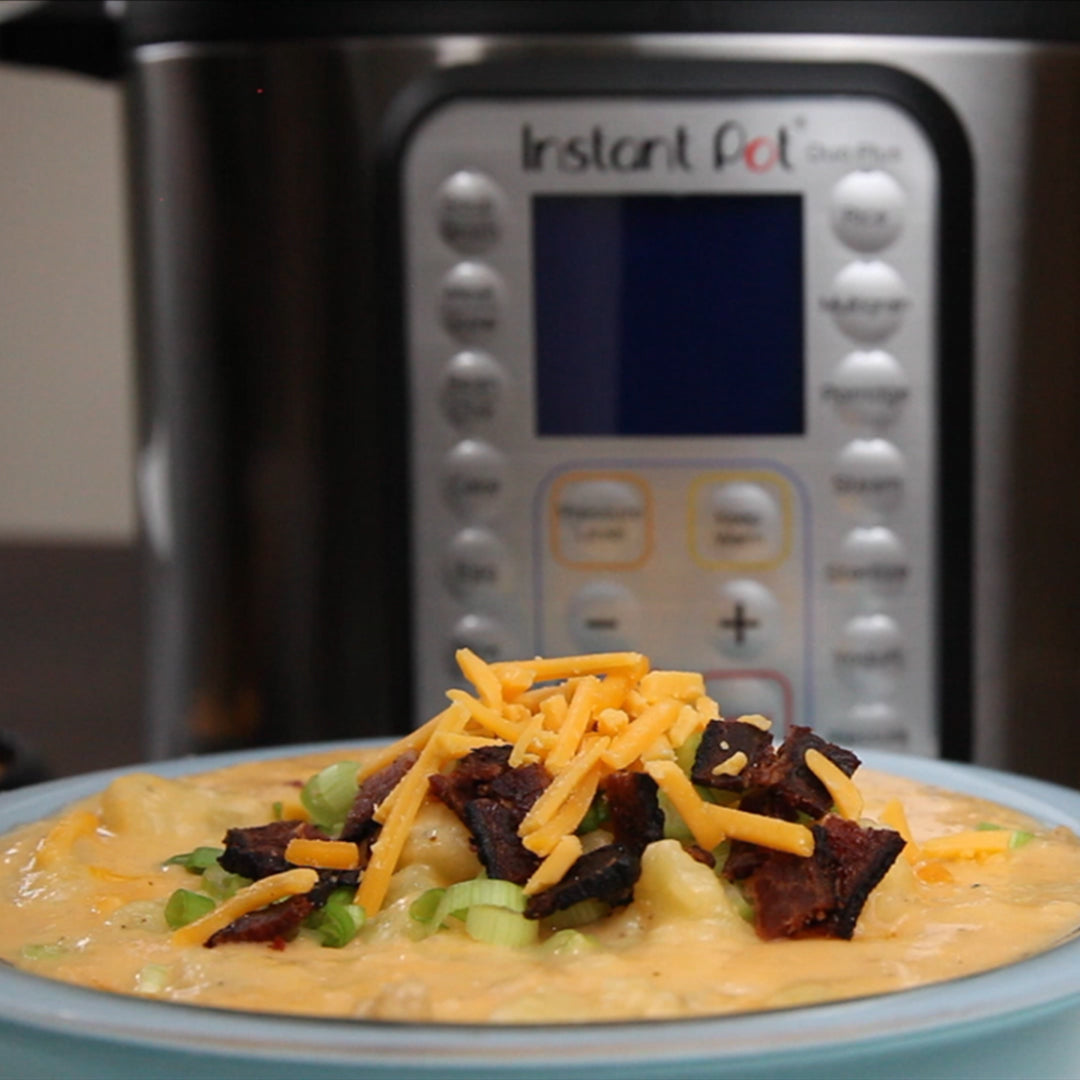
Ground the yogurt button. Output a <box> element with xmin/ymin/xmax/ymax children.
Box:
<box><xmin>820</xmin><ymin>261</ymin><xmax>910</xmax><ymax>343</ymax></box>
<box><xmin>834</xmin><ymin>613</ymin><xmax>904</xmax><ymax>696</ymax></box>
<box><xmin>440</xmin><ymin>350</ymin><xmax>506</xmax><ymax>429</ymax></box>
<box><xmin>437</xmin><ymin>171</ymin><xmax>505</xmax><ymax>254</ymax></box>
<box><xmin>832</xmin><ymin>438</ymin><xmax>906</xmax><ymax>516</ymax></box>
<box><xmin>822</xmin><ymin>350</ymin><xmax>909</xmax><ymax>427</ymax></box>
<box><xmin>440</xmin><ymin>262</ymin><xmax>504</xmax><ymax>344</ymax></box>
<box><xmin>443</xmin><ymin>439</ymin><xmax>506</xmax><ymax>523</ymax></box>
<box><xmin>831</xmin><ymin>170</ymin><xmax>906</xmax><ymax>253</ymax></box>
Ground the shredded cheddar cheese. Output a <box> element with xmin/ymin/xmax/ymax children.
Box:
<box><xmin>523</xmin><ymin>834</ymin><xmax>583</xmax><ymax>896</ymax></box>
<box><xmin>284</xmin><ymin>838</ymin><xmax>362</xmax><ymax>871</ymax></box>
<box><xmin>805</xmin><ymin>747</ymin><xmax>864</xmax><ymax>820</ymax></box>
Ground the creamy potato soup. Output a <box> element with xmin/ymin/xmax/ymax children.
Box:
<box><xmin>1</xmin><ymin>651</ymin><xmax>1079</xmax><ymax>1024</ymax></box>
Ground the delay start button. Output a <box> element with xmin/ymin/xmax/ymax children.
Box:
<box><xmin>693</xmin><ymin>479</ymin><xmax>787</xmax><ymax>568</ymax></box>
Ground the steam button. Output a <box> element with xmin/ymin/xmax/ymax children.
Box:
<box><xmin>822</xmin><ymin>350</ymin><xmax>909</xmax><ymax>427</ymax></box>
<box><xmin>441</xmin><ymin>350</ymin><xmax>505</xmax><ymax>429</ymax></box>
<box><xmin>440</xmin><ymin>262</ymin><xmax>504</xmax><ymax>344</ymax></box>
<box><xmin>831</xmin><ymin>170</ymin><xmax>906</xmax><ymax>253</ymax></box>
<box><xmin>820</xmin><ymin>261</ymin><xmax>909</xmax><ymax>343</ymax></box>
<box><xmin>832</xmin><ymin>438</ymin><xmax>906</xmax><ymax>517</ymax></box>
<box><xmin>437</xmin><ymin>170</ymin><xmax>505</xmax><ymax>254</ymax></box>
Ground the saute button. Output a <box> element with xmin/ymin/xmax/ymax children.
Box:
<box><xmin>443</xmin><ymin>439</ymin><xmax>506</xmax><ymax>522</ymax></box>
<box><xmin>827</xmin><ymin>526</ymin><xmax>909</xmax><ymax>596</ymax></box>
<box><xmin>834</xmin><ymin>613</ymin><xmax>904</xmax><ymax>696</ymax></box>
<box><xmin>443</xmin><ymin>527</ymin><xmax>512</xmax><ymax>601</ymax></box>
<box><xmin>822</xmin><ymin>349</ymin><xmax>909</xmax><ymax>427</ymax></box>
<box><xmin>437</xmin><ymin>170</ymin><xmax>505</xmax><ymax>254</ymax></box>
<box><xmin>820</xmin><ymin>261</ymin><xmax>909</xmax><ymax>343</ymax></box>
<box><xmin>441</xmin><ymin>350</ymin><xmax>506</xmax><ymax>428</ymax></box>
<box><xmin>832</xmin><ymin>438</ymin><xmax>906</xmax><ymax>517</ymax></box>
<box><xmin>831</xmin><ymin>170</ymin><xmax>906</xmax><ymax>253</ymax></box>
<box><xmin>708</xmin><ymin>579</ymin><xmax>779</xmax><ymax>660</ymax></box>
<box><xmin>440</xmin><ymin>262</ymin><xmax>504</xmax><ymax>344</ymax></box>
<box><xmin>568</xmin><ymin>581</ymin><xmax>642</xmax><ymax>652</ymax></box>
<box><xmin>449</xmin><ymin>613</ymin><xmax>519</xmax><ymax>673</ymax></box>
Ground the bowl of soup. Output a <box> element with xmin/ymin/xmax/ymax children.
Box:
<box><xmin>0</xmin><ymin>653</ymin><xmax>1078</xmax><ymax>1078</ymax></box>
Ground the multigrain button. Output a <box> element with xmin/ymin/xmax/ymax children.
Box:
<box><xmin>443</xmin><ymin>527</ymin><xmax>512</xmax><ymax>602</ymax></box>
<box><xmin>834</xmin><ymin>613</ymin><xmax>904</xmax><ymax>696</ymax></box>
<box><xmin>709</xmin><ymin>579</ymin><xmax>779</xmax><ymax>660</ymax></box>
<box><xmin>441</xmin><ymin>350</ymin><xmax>505</xmax><ymax>428</ymax></box>
<box><xmin>437</xmin><ymin>171</ymin><xmax>505</xmax><ymax>254</ymax></box>
<box><xmin>820</xmin><ymin>261</ymin><xmax>909</xmax><ymax>343</ymax></box>
<box><xmin>568</xmin><ymin>581</ymin><xmax>642</xmax><ymax>652</ymax></box>
<box><xmin>552</xmin><ymin>476</ymin><xmax>650</xmax><ymax>567</ymax></box>
<box><xmin>443</xmin><ymin>439</ymin><xmax>506</xmax><ymax>522</ymax></box>
<box><xmin>827</xmin><ymin>526</ymin><xmax>909</xmax><ymax>596</ymax></box>
<box><xmin>440</xmin><ymin>262</ymin><xmax>504</xmax><ymax>344</ymax></box>
<box><xmin>832</xmin><ymin>438</ymin><xmax>906</xmax><ymax>516</ymax></box>
<box><xmin>697</xmin><ymin>481</ymin><xmax>784</xmax><ymax>565</ymax></box>
<box><xmin>822</xmin><ymin>350</ymin><xmax>909</xmax><ymax>427</ymax></box>
<box><xmin>830</xmin><ymin>170</ymin><xmax>906</xmax><ymax>253</ymax></box>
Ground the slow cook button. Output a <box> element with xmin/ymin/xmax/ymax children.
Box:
<box><xmin>830</xmin><ymin>170</ymin><xmax>906</xmax><ymax>253</ymax></box>
<box><xmin>819</xmin><ymin>260</ymin><xmax>910</xmax><ymax>343</ymax></box>
<box><xmin>834</xmin><ymin>613</ymin><xmax>904</xmax><ymax>696</ymax></box>
<box><xmin>443</xmin><ymin>527</ymin><xmax>512</xmax><ymax>602</ymax></box>
<box><xmin>443</xmin><ymin>439</ymin><xmax>506</xmax><ymax>522</ymax></box>
<box><xmin>822</xmin><ymin>349</ymin><xmax>910</xmax><ymax>428</ymax></box>
<box><xmin>827</xmin><ymin>526</ymin><xmax>910</xmax><ymax>596</ymax></box>
<box><xmin>440</xmin><ymin>350</ymin><xmax>505</xmax><ymax>429</ymax></box>
<box><xmin>832</xmin><ymin>438</ymin><xmax>906</xmax><ymax>516</ymax></box>
<box><xmin>440</xmin><ymin>262</ymin><xmax>504</xmax><ymax>344</ymax></box>
<box><xmin>437</xmin><ymin>170</ymin><xmax>505</xmax><ymax>255</ymax></box>
<box><xmin>568</xmin><ymin>581</ymin><xmax>642</xmax><ymax>652</ymax></box>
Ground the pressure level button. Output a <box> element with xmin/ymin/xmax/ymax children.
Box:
<box><xmin>437</xmin><ymin>170</ymin><xmax>505</xmax><ymax>254</ymax></box>
<box><xmin>831</xmin><ymin>170</ymin><xmax>906</xmax><ymax>253</ymax></box>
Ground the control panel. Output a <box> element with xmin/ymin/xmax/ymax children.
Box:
<box><xmin>401</xmin><ymin>95</ymin><xmax>939</xmax><ymax>754</ymax></box>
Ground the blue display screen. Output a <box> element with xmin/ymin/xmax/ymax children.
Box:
<box><xmin>533</xmin><ymin>194</ymin><xmax>805</xmax><ymax>436</ymax></box>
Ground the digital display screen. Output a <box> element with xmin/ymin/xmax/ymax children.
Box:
<box><xmin>533</xmin><ymin>194</ymin><xmax>805</xmax><ymax>436</ymax></box>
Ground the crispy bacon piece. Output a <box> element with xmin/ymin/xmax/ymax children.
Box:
<box><xmin>602</xmin><ymin>770</ymin><xmax>664</xmax><ymax>854</ymax></box>
<box><xmin>204</xmin><ymin>894</ymin><xmax>314</xmax><ymax>948</ymax></box>
<box><xmin>742</xmin><ymin>815</ymin><xmax>905</xmax><ymax>940</ymax></box>
<box><xmin>429</xmin><ymin>746</ymin><xmax>550</xmax><ymax>884</ymax></box>
<box><xmin>525</xmin><ymin>843</ymin><xmax>641</xmax><ymax>920</ymax></box>
<box><xmin>463</xmin><ymin>799</ymin><xmax>540</xmax><ymax>885</ymax></box>
<box><xmin>340</xmin><ymin>750</ymin><xmax>419</xmax><ymax>843</ymax></box>
<box><xmin>691</xmin><ymin>719</ymin><xmax>774</xmax><ymax>793</ymax></box>
<box><xmin>218</xmin><ymin>820</ymin><xmax>327</xmax><ymax>880</ymax></box>
<box><xmin>750</xmin><ymin>727</ymin><xmax>861</xmax><ymax>820</ymax></box>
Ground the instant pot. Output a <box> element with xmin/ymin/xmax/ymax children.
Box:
<box><xmin>3</xmin><ymin>1</ymin><xmax>1079</xmax><ymax>787</ymax></box>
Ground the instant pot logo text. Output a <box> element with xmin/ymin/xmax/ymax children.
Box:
<box><xmin>521</xmin><ymin>122</ymin><xmax>793</xmax><ymax>173</ymax></box>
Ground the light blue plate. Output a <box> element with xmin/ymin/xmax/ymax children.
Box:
<box><xmin>0</xmin><ymin>746</ymin><xmax>1077</xmax><ymax>1080</ymax></box>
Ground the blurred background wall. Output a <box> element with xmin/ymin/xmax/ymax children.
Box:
<box><xmin>0</xmin><ymin>63</ymin><xmax>142</xmax><ymax>779</ymax></box>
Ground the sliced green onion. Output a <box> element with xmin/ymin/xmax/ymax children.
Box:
<box><xmin>307</xmin><ymin>889</ymin><xmax>366</xmax><ymax>948</ymax></box>
<box><xmin>201</xmin><ymin>863</ymin><xmax>250</xmax><ymax>900</ymax></box>
<box><xmin>271</xmin><ymin>800</ymin><xmax>284</xmax><ymax>821</ymax></box>
<box><xmin>712</xmin><ymin>839</ymin><xmax>732</xmax><ymax>874</ymax></box>
<box><xmin>1010</xmin><ymin>830</ymin><xmax>1034</xmax><ymax>848</ymax></box>
<box><xmin>300</xmin><ymin>761</ymin><xmax>360</xmax><ymax>833</ymax></box>
<box><xmin>20</xmin><ymin>942</ymin><xmax>67</xmax><ymax>961</ymax></box>
<box><xmin>724</xmin><ymin>881</ymin><xmax>755</xmax><ymax>924</ymax></box>
<box><xmin>423</xmin><ymin>877</ymin><xmax>527</xmax><ymax>937</ymax></box>
<box><xmin>658</xmin><ymin>790</ymin><xmax>695</xmax><ymax>844</ymax></box>
<box><xmin>975</xmin><ymin>822</ymin><xmax>1005</xmax><ymax>831</ymax></box>
<box><xmin>465</xmin><ymin>904</ymin><xmax>539</xmax><ymax>947</ymax></box>
<box><xmin>576</xmin><ymin>793</ymin><xmax>610</xmax><ymax>835</ymax></box>
<box><xmin>675</xmin><ymin>730</ymin><xmax>703</xmax><ymax>776</ymax></box>
<box><xmin>410</xmin><ymin>887</ymin><xmax>447</xmax><ymax>924</ymax></box>
<box><xmin>164</xmin><ymin>888</ymin><xmax>216</xmax><ymax>929</ymax></box>
<box><xmin>542</xmin><ymin>929</ymin><xmax>599</xmax><ymax>958</ymax></box>
<box><xmin>134</xmin><ymin>964</ymin><xmax>171</xmax><ymax>995</ymax></box>
<box><xmin>544</xmin><ymin>898</ymin><xmax>610</xmax><ymax>931</ymax></box>
<box><xmin>163</xmin><ymin>846</ymin><xmax>224</xmax><ymax>874</ymax></box>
